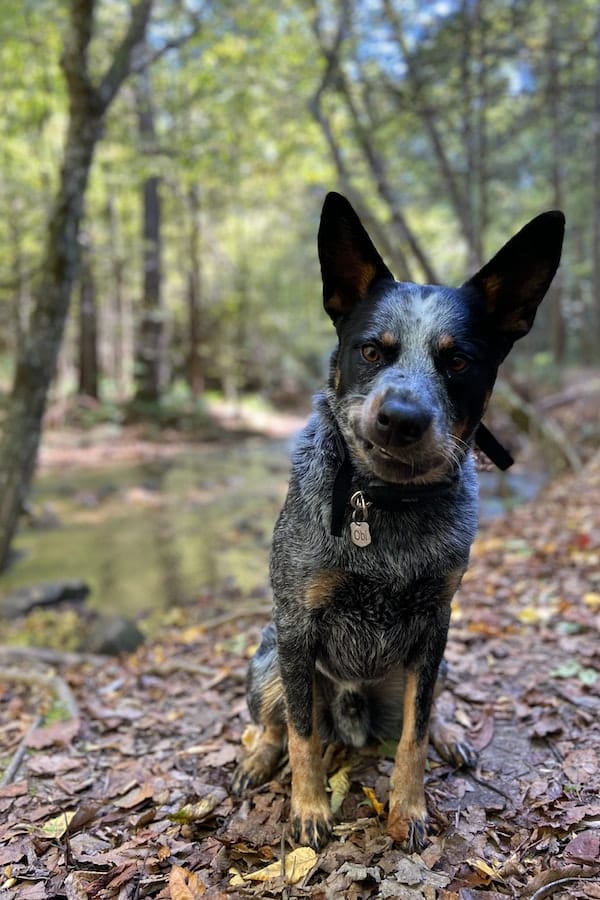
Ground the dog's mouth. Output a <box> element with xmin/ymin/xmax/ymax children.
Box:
<box><xmin>357</xmin><ymin>436</ymin><xmax>447</xmax><ymax>482</ymax></box>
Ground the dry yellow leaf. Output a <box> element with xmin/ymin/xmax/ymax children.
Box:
<box><xmin>583</xmin><ymin>592</ymin><xmax>600</xmax><ymax>609</ymax></box>
<box><xmin>241</xmin><ymin>724</ymin><xmax>261</xmax><ymax>749</ymax></box>
<box><xmin>228</xmin><ymin>868</ymin><xmax>245</xmax><ymax>886</ymax></box>
<box><xmin>169</xmin><ymin>795</ymin><xmax>220</xmax><ymax>824</ymax></box>
<box><xmin>362</xmin><ymin>785</ymin><xmax>385</xmax><ymax>817</ymax></box>
<box><xmin>466</xmin><ymin>858</ymin><xmax>503</xmax><ymax>882</ymax></box>
<box><xmin>169</xmin><ymin>864</ymin><xmax>205</xmax><ymax>899</ymax></box>
<box><xmin>237</xmin><ymin>847</ymin><xmax>318</xmax><ymax>885</ymax></box>
<box><xmin>515</xmin><ymin>607</ymin><xmax>542</xmax><ymax>624</ymax></box>
<box><xmin>40</xmin><ymin>811</ymin><xmax>75</xmax><ymax>839</ymax></box>
<box><xmin>328</xmin><ymin>765</ymin><xmax>351</xmax><ymax>813</ymax></box>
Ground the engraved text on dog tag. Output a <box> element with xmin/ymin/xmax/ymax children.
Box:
<box><xmin>350</xmin><ymin>520</ymin><xmax>371</xmax><ymax>547</ymax></box>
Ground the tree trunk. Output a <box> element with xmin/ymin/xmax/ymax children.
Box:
<box><xmin>106</xmin><ymin>193</ymin><xmax>127</xmax><ymax>399</ymax></box>
<box><xmin>78</xmin><ymin>239</ymin><xmax>99</xmax><ymax>398</ymax></box>
<box><xmin>133</xmin><ymin>62</ymin><xmax>164</xmax><ymax>406</ymax></box>
<box><xmin>547</xmin><ymin>4</ymin><xmax>566</xmax><ymax>365</ymax></box>
<box><xmin>384</xmin><ymin>0</ymin><xmax>479</xmax><ymax>269</ymax></box>
<box><xmin>0</xmin><ymin>0</ymin><xmax>153</xmax><ymax>572</ymax></box>
<box><xmin>310</xmin><ymin>0</ymin><xmax>426</xmax><ymax>282</ymax></box>
<box><xmin>593</xmin><ymin>7</ymin><xmax>600</xmax><ymax>347</ymax></box>
<box><xmin>8</xmin><ymin>200</ymin><xmax>31</xmax><ymax>357</ymax></box>
<box><xmin>187</xmin><ymin>184</ymin><xmax>203</xmax><ymax>398</ymax></box>
<box><xmin>0</xmin><ymin>109</ymin><xmax>102</xmax><ymax>570</ymax></box>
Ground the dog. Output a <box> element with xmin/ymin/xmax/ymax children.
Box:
<box><xmin>232</xmin><ymin>192</ymin><xmax>564</xmax><ymax>852</ymax></box>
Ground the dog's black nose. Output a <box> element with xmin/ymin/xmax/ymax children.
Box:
<box><xmin>375</xmin><ymin>398</ymin><xmax>432</xmax><ymax>446</ymax></box>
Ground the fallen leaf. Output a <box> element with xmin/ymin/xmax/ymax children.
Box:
<box><xmin>237</xmin><ymin>847</ymin><xmax>317</xmax><ymax>884</ymax></box>
<box><xmin>531</xmin><ymin>716</ymin><xmax>562</xmax><ymax>738</ymax></box>
<box><xmin>40</xmin><ymin>810</ymin><xmax>76</xmax><ymax>839</ymax></box>
<box><xmin>328</xmin><ymin>765</ymin><xmax>351</xmax><ymax>814</ymax></box>
<box><xmin>466</xmin><ymin>858</ymin><xmax>504</xmax><ymax>883</ymax></box>
<box><xmin>169</xmin><ymin>864</ymin><xmax>206</xmax><ymax>899</ymax></box>
<box><xmin>563</xmin><ymin>747</ymin><xmax>598</xmax><ymax>783</ymax></box>
<box><xmin>26</xmin><ymin>718</ymin><xmax>80</xmax><ymax>749</ymax></box>
<box><xmin>113</xmin><ymin>782</ymin><xmax>154</xmax><ymax>809</ymax></box>
<box><xmin>168</xmin><ymin>795</ymin><xmax>221</xmax><ymax>823</ymax></box>
<box><xmin>386</xmin><ymin>804</ymin><xmax>410</xmax><ymax>844</ymax></box>
<box><xmin>241</xmin><ymin>724</ymin><xmax>260</xmax><ymax>749</ymax></box>
<box><xmin>203</xmin><ymin>744</ymin><xmax>238</xmax><ymax>768</ymax></box>
<box><xmin>0</xmin><ymin>781</ymin><xmax>28</xmax><ymax>799</ymax></box>
<box><xmin>564</xmin><ymin>830</ymin><xmax>600</xmax><ymax>864</ymax></box>
<box><xmin>362</xmin><ymin>785</ymin><xmax>385</xmax><ymax>817</ymax></box>
<box><xmin>27</xmin><ymin>753</ymin><xmax>83</xmax><ymax>776</ymax></box>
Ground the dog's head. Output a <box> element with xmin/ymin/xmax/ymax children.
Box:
<box><xmin>318</xmin><ymin>192</ymin><xmax>565</xmax><ymax>485</ymax></box>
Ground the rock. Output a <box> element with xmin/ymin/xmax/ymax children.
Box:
<box><xmin>26</xmin><ymin>503</ymin><xmax>62</xmax><ymax>530</ymax></box>
<box><xmin>1</xmin><ymin>580</ymin><xmax>90</xmax><ymax>617</ymax></box>
<box><xmin>80</xmin><ymin>614</ymin><xmax>144</xmax><ymax>655</ymax></box>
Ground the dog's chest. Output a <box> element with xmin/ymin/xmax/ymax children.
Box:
<box><xmin>313</xmin><ymin>572</ymin><xmax>449</xmax><ymax>683</ymax></box>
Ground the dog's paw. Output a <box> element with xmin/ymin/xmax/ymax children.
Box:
<box><xmin>231</xmin><ymin>754</ymin><xmax>277</xmax><ymax>796</ymax></box>
<box><xmin>430</xmin><ymin>718</ymin><xmax>476</xmax><ymax>769</ymax></box>
<box><xmin>291</xmin><ymin>801</ymin><xmax>334</xmax><ymax>851</ymax></box>
<box><xmin>387</xmin><ymin>801</ymin><xmax>428</xmax><ymax>853</ymax></box>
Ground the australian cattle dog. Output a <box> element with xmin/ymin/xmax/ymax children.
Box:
<box><xmin>233</xmin><ymin>192</ymin><xmax>564</xmax><ymax>851</ymax></box>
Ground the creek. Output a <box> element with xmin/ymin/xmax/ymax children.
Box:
<box><xmin>0</xmin><ymin>436</ymin><xmax>547</xmax><ymax>617</ymax></box>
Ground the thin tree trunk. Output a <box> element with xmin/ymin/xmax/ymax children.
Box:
<box><xmin>134</xmin><ymin>61</ymin><xmax>164</xmax><ymax>405</ymax></box>
<box><xmin>547</xmin><ymin>4</ymin><xmax>566</xmax><ymax>364</ymax></box>
<box><xmin>383</xmin><ymin>0</ymin><xmax>478</xmax><ymax>268</ymax></box>
<box><xmin>0</xmin><ymin>109</ymin><xmax>101</xmax><ymax>571</ymax></box>
<box><xmin>309</xmin><ymin>0</ymin><xmax>430</xmax><ymax>282</ymax></box>
<box><xmin>473</xmin><ymin>0</ymin><xmax>488</xmax><ymax>266</ymax></box>
<box><xmin>593</xmin><ymin>7</ymin><xmax>600</xmax><ymax>347</ymax></box>
<box><xmin>78</xmin><ymin>239</ymin><xmax>99</xmax><ymax>398</ymax></box>
<box><xmin>187</xmin><ymin>184</ymin><xmax>203</xmax><ymax>398</ymax></box>
<box><xmin>8</xmin><ymin>201</ymin><xmax>30</xmax><ymax>357</ymax></box>
<box><xmin>0</xmin><ymin>0</ymin><xmax>153</xmax><ymax>572</ymax></box>
<box><xmin>106</xmin><ymin>194</ymin><xmax>127</xmax><ymax>399</ymax></box>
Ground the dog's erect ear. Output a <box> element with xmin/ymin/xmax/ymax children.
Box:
<box><xmin>318</xmin><ymin>192</ymin><xmax>394</xmax><ymax>321</ymax></box>
<box><xmin>464</xmin><ymin>211</ymin><xmax>565</xmax><ymax>351</ymax></box>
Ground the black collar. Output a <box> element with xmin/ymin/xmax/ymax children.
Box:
<box><xmin>329</xmin><ymin>422</ymin><xmax>513</xmax><ymax>538</ymax></box>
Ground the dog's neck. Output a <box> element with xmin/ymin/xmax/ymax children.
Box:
<box><xmin>326</xmin><ymin>409</ymin><xmax>512</xmax><ymax>539</ymax></box>
<box><xmin>328</xmin><ymin>425</ymin><xmax>460</xmax><ymax>538</ymax></box>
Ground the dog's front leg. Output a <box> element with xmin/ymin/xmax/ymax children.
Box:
<box><xmin>388</xmin><ymin>653</ymin><xmax>444</xmax><ymax>853</ymax></box>
<box><xmin>277</xmin><ymin>628</ymin><xmax>333</xmax><ymax>850</ymax></box>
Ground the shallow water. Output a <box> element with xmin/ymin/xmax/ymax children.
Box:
<box><xmin>0</xmin><ymin>437</ymin><xmax>547</xmax><ymax>616</ymax></box>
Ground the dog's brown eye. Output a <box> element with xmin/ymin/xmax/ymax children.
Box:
<box><xmin>446</xmin><ymin>353</ymin><xmax>470</xmax><ymax>374</ymax></box>
<box><xmin>361</xmin><ymin>343</ymin><xmax>381</xmax><ymax>364</ymax></box>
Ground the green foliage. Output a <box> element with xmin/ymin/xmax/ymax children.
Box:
<box><xmin>0</xmin><ymin>0</ymin><xmax>598</xmax><ymax>409</ymax></box>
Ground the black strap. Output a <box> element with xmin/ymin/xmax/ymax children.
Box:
<box><xmin>365</xmin><ymin>480</ymin><xmax>457</xmax><ymax>509</ymax></box>
<box><xmin>475</xmin><ymin>423</ymin><xmax>514</xmax><ymax>471</ymax></box>
<box><xmin>330</xmin><ymin>451</ymin><xmax>354</xmax><ymax>537</ymax></box>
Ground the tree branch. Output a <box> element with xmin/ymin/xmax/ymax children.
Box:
<box><xmin>310</xmin><ymin>0</ymin><xmax>434</xmax><ymax>281</ymax></box>
<box><xmin>61</xmin><ymin>0</ymin><xmax>101</xmax><ymax>114</ymax></box>
<box><xmin>382</xmin><ymin>0</ymin><xmax>477</xmax><ymax>263</ymax></box>
<box><xmin>98</xmin><ymin>0</ymin><xmax>154</xmax><ymax>111</ymax></box>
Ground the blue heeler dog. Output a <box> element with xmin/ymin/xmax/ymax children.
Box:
<box><xmin>232</xmin><ymin>193</ymin><xmax>564</xmax><ymax>852</ymax></box>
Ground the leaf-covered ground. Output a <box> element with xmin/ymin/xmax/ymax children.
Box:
<box><xmin>1</xmin><ymin>451</ymin><xmax>599</xmax><ymax>899</ymax></box>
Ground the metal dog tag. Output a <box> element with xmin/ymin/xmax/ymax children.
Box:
<box><xmin>350</xmin><ymin>520</ymin><xmax>371</xmax><ymax>547</ymax></box>
<box><xmin>350</xmin><ymin>491</ymin><xmax>372</xmax><ymax>547</ymax></box>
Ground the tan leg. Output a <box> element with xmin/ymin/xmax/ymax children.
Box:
<box><xmin>387</xmin><ymin>671</ymin><xmax>429</xmax><ymax>852</ymax></box>
<box><xmin>288</xmin><ymin>704</ymin><xmax>333</xmax><ymax>850</ymax></box>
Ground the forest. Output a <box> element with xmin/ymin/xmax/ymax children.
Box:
<box><xmin>0</xmin><ymin>1</ymin><xmax>599</xmax><ymax>898</ymax></box>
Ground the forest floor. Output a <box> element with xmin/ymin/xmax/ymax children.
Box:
<box><xmin>0</xmin><ymin>420</ymin><xmax>599</xmax><ymax>899</ymax></box>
